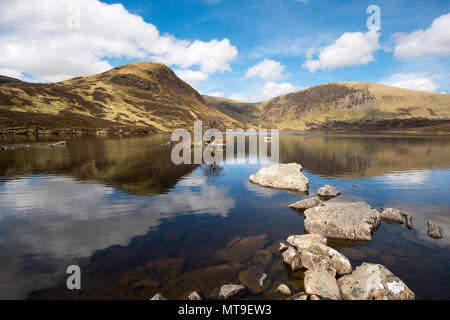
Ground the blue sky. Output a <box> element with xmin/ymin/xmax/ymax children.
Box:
<box><xmin>0</xmin><ymin>0</ymin><xmax>449</xmax><ymax>101</ymax></box>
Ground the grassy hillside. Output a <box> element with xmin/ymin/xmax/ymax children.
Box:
<box><xmin>206</xmin><ymin>82</ymin><xmax>450</xmax><ymax>133</ymax></box>
<box><xmin>0</xmin><ymin>62</ymin><xmax>239</xmax><ymax>134</ymax></box>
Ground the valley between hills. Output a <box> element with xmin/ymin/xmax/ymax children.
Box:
<box><xmin>0</xmin><ymin>61</ymin><xmax>449</xmax><ymax>135</ymax></box>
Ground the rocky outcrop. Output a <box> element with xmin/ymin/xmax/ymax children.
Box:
<box><xmin>288</xmin><ymin>197</ymin><xmax>321</xmax><ymax>210</ymax></box>
<box><xmin>218</xmin><ymin>284</ymin><xmax>246</xmax><ymax>300</ymax></box>
<box><xmin>381</xmin><ymin>208</ymin><xmax>403</xmax><ymax>224</ymax></box>
<box><xmin>304</xmin><ymin>270</ymin><xmax>342</xmax><ymax>300</ymax></box>
<box><xmin>278</xmin><ymin>242</ymin><xmax>288</xmax><ymax>252</ymax></box>
<box><xmin>317</xmin><ymin>185</ymin><xmax>341</xmax><ymax>200</ymax></box>
<box><xmin>304</xmin><ymin>202</ymin><xmax>381</xmax><ymax>241</ymax></box>
<box><xmin>427</xmin><ymin>221</ymin><xmax>442</xmax><ymax>239</ymax></box>
<box><xmin>337</xmin><ymin>263</ymin><xmax>415</xmax><ymax>300</ymax></box>
<box><xmin>249</xmin><ymin>163</ymin><xmax>309</xmax><ymax>193</ymax></box>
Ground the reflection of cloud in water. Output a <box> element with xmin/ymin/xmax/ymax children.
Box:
<box><xmin>244</xmin><ymin>180</ymin><xmax>279</xmax><ymax>198</ymax></box>
<box><xmin>0</xmin><ymin>173</ymin><xmax>235</xmax><ymax>258</ymax></box>
<box><xmin>0</xmin><ymin>171</ymin><xmax>236</xmax><ymax>298</ymax></box>
<box><xmin>378</xmin><ymin>170</ymin><xmax>431</xmax><ymax>187</ymax></box>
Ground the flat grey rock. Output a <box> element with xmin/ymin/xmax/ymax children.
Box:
<box><xmin>249</xmin><ymin>163</ymin><xmax>309</xmax><ymax>193</ymax></box>
<box><xmin>304</xmin><ymin>201</ymin><xmax>381</xmax><ymax>241</ymax></box>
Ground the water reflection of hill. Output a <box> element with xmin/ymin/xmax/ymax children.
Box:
<box><xmin>0</xmin><ymin>134</ymin><xmax>197</xmax><ymax>195</ymax></box>
<box><xmin>279</xmin><ymin>135</ymin><xmax>450</xmax><ymax>177</ymax></box>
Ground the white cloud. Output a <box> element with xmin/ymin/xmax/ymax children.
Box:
<box><xmin>381</xmin><ymin>73</ymin><xmax>440</xmax><ymax>92</ymax></box>
<box><xmin>303</xmin><ymin>29</ymin><xmax>380</xmax><ymax>72</ymax></box>
<box><xmin>394</xmin><ymin>13</ymin><xmax>450</xmax><ymax>59</ymax></box>
<box><xmin>245</xmin><ymin>59</ymin><xmax>286</xmax><ymax>81</ymax></box>
<box><xmin>174</xmin><ymin>69</ymin><xmax>209</xmax><ymax>87</ymax></box>
<box><xmin>0</xmin><ymin>0</ymin><xmax>238</xmax><ymax>82</ymax></box>
<box><xmin>251</xmin><ymin>82</ymin><xmax>296</xmax><ymax>101</ymax></box>
<box><xmin>204</xmin><ymin>91</ymin><xmax>225</xmax><ymax>97</ymax></box>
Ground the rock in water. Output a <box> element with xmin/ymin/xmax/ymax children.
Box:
<box><xmin>275</xmin><ymin>284</ymin><xmax>292</xmax><ymax>296</ymax></box>
<box><xmin>249</xmin><ymin>163</ymin><xmax>309</xmax><ymax>193</ymax></box>
<box><xmin>216</xmin><ymin>234</ymin><xmax>269</xmax><ymax>262</ymax></box>
<box><xmin>337</xmin><ymin>263</ymin><xmax>415</xmax><ymax>300</ymax></box>
<box><xmin>300</xmin><ymin>242</ymin><xmax>352</xmax><ymax>276</ymax></box>
<box><xmin>150</xmin><ymin>293</ymin><xmax>167</xmax><ymax>300</ymax></box>
<box><xmin>317</xmin><ymin>185</ymin><xmax>341</xmax><ymax>200</ymax></box>
<box><xmin>381</xmin><ymin>208</ymin><xmax>404</xmax><ymax>224</ymax></box>
<box><xmin>304</xmin><ymin>271</ymin><xmax>341</xmax><ymax>300</ymax></box>
<box><xmin>282</xmin><ymin>246</ymin><xmax>302</xmax><ymax>271</ymax></box>
<box><xmin>304</xmin><ymin>202</ymin><xmax>381</xmax><ymax>241</ymax></box>
<box><xmin>188</xmin><ymin>291</ymin><xmax>202</xmax><ymax>300</ymax></box>
<box><xmin>278</xmin><ymin>242</ymin><xmax>288</xmax><ymax>252</ymax></box>
<box><xmin>427</xmin><ymin>221</ymin><xmax>443</xmax><ymax>239</ymax></box>
<box><xmin>287</xmin><ymin>234</ymin><xmax>327</xmax><ymax>248</ymax></box>
<box><xmin>401</xmin><ymin>211</ymin><xmax>413</xmax><ymax>229</ymax></box>
<box><xmin>288</xmin><ymin>197</ymin><xmax>321</xmax><ymax>210</ymax></box>
<box><xmin>218</xmin><ymin>284</ymin><xmax>246</xmax><ymax>300</ymax></box>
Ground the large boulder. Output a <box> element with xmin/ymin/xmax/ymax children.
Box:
<box><xmin>249</xmin><ymin>163</ymin><xmax>309</xmax><ymax>193</ymax></box>
<box><xmin>285</xmin><ymin>235</ymin><xmax>351</xmax><ymax>275</ymax></box>
<box><xmin>304</xmin><ymin>270</ymin><xmax>342</xmax><ymax>300</ymax></box>
<box><xmin>381</xmin><ymin>208</ymin><xmax>403</xmax><ymax>224</ymax></box>
<box><xmin>337</xmin><ymin>263</ymin><xmax>415</xmax><ymax>300</ymax></box>
<box><xmin>304</xmin><ymin>202</ymin><xmax>381</xmax><ymax>241</ymax></box>
<box><xmin>288</xmin><ymin>197</ymin><xmax>321</xmax><ymax>210</ymax></box>
<box><xmin>317</xmin><ymin>185</ymin><xmax>341</xmax><ymax>200</ymax></box>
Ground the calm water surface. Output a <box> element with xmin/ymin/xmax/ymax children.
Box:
<box><xmin>0</xmin><ymin>133</ymin><xmax>449</xmax><ymax>299</ymax></box>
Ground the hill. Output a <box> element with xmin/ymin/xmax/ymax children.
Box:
<box><xmin>205</xmin><ymin>82</ymin><xmax>450</xmax><ymax>133</ymax></box>
<box><xmin>0</xmin><ymin>62</ymin><xmax>239</xmax><ymax>134</ymax></box>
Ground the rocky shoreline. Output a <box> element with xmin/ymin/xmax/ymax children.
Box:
<box><xmin>150</xmin><ymin>162</ymin><xmax>443</xmax><ymax>300</ymax></box>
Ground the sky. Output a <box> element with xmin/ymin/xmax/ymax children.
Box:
<box><xmin>0</xmin><ymin>0</ymin><xmax>449</xmax><ymax>102</ymax></box>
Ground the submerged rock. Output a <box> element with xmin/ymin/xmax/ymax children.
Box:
<box><xmin>188</xmin><ymin>291</ymin><xmax>202</xmax><ymax>300</ymax></box>
<box><xmin>304</xmin><ymin>202</ymin><xmax>381</xmax><ymax>241</ymax></box>
<box><xmin>48</xmin><ymin>141</ymin><xmax>68</xmax><ymax>148</ymax></box>
<box><xmin>238</xmin><ymin>267</ymin><xmax>271</xmax><ymax>295</ymax></box>
<box><xmin>275</xmin><ymin>284</ymin><xmax>292</xmax><ymax>296</ymax></box>
<box><xmin>252</xmin><ymin>249</ymin><xmax>273</xmax><ymax>266</ymax></box>
<box><xmin>150</xmin><ymin>293</ymin><xmax>167</xmax><ymax>300</ymax></box>
<box><xmin>427</xmin><ymin>221</ymin><xmax>443</xmax><ymax>239</ymax></box>
<box><xmin>218</xmin><ymin>284</ymin><xmax>246</xmax><ymax>300</ymax></box>
<box><xmin>288</xmin><ymin>197</ymin><xmax>321</xmax><ymax>210</ymax></box>
<box><xmin>337</xmin><ymin>263</ymin><xmax>415</xmax><ymax>300</ymax></box>
<box><xmin>216</xmin><ymin>234</ymin><xmax>269</xmax><ymax>262</ymax></box>
<box><xmin>249</xmin><ymin>163</ymin><xmax>309</xmax><ymax>193</ymax></box>
<box><xmin>317</xmin><ymin>185</ymin><xmax>341</xmax><ymax>200</ymax></box>
<box><xmin>304</xmin><ymin>270</ymin><xmax>341</xmax><ymax>300</ymax></box>
<box><xmin>381</xmin><ymin>208</ymin><xmax>404</xmax><ymax>224</ymax></box>
<box><xmin>282</xmin><ymin>246</ymin><xmax>302</xmax><ymax>271</ymax></box>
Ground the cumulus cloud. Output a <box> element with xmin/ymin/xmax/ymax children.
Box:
<box><xmin>174</xmin><ymin>69</ymin><xmax>209</xmax><ymax>87</ymax></box>
<box><xmin>251</xmin><ymin>82</ymin><xmax>296</xmax><ymax>101</ymax></box>
<box><xmin>381</xmin><ymin>73</ymin><xmax>440</xmax><ymax>92</ymax></box>
<box><xmin>245</xmin><ymin>59</ymin><xmax>286</xmax><ymax>81</ymax></box>
<box><xmin>303</xmin><ymin>29</ymin><xmax>380</xmax><ymax>72</ymax></box>
<box><xmin>394</xmin><ymin>13</ymin><xmax>450</xmax><ymax>59</ymax></box>
<box><xmin>0</xmin><ymin>0</ymin><xmax>238</xmax><ymax>82</ymax></box>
